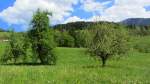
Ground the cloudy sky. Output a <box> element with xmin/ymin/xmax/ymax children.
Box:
<box><xmin>0</xmin><ymin>0</ymin><xmax>150</xmax><ymax>31</ymax></box>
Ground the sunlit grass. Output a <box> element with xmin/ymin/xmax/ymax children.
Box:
<box><xmin>0</xmin><ymin>46</ymin><xmax>150</xmax><ymax>84</ymax></box>
<box><xmin>0</xmin><ymin>34</ymin><xmax>150</xmax><ymax>83</ymax></box>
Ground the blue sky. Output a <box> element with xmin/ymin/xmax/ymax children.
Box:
<box><xmin>0</xmin><ymin>0</ymin><xmax>150</xmax><ymax>31</ymax></box>
<box><xmin>0</xmin><ymin>0</ymin><xmax>15</xmax><ymax>31</ymax></box>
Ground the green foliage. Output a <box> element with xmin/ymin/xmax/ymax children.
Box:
<box><xmin>86</xmin><ymin>24</ymin><xmax>129</xmax><ymax>67</ymax></box>
<box><xmin>54</xmin><ymin>21</ymin><xmax>118</xmax><ymax>32</ymax></box>
<box><xmin>131</xmin><ymin>36</ymin><xmax>150</xmax><ymax>53</ymax></box>
<box><xmin>127</xmin><ymin>25</ymin><xmax>150</xmax><ymax>36</ymax></box>
<box><xmin>62</xmin><ymin>32</ymin><xmax>75</xmax><ymax>47</ymax></box>
<box><xmin>54</xmin><ymin>21</ymin><xmax>129</xmax><ymax>48</ymax></box>
<box><xmin>74</xmin><ymin>30</ymin><xmax>92</xmax><ymax>48</ymax></box>
<box><xmin>134</xmin><ymin>43</ymin><xmax>150</xmax><ymax>53</ymax></box>
<box><xmin>28</xmin><ymin>9</ymin><xmax>56</xmax><ymax>64</ymax></box>
<box><xmin>54</xmin><ymin>31</ymin><xmax>75</xmax><ymax>47</ymax></box>
<box><xmin>1</xmin><ymin>31</ymin><xmax>28</xmax><ymax>64</ymax></box>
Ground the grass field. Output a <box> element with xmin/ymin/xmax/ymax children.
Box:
<box><xmin>0</xmin><ymin>33</ymin><xmax>150</xmax><ymax>84</ymax></box>
<box><xmin>0</xmin><ymin>44</ymin><xmax>150</xmax><ymax>84</ymax></box>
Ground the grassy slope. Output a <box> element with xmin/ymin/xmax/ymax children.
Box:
<box><xmin>0</xmin><ymin>46</ymin><xmax>150</xmax><ymax>84</ymax></box>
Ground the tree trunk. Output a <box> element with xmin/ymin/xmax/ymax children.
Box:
<box><xmin>101</xmin><ymin>54</ymin><xmax>110</xmax><ymax>67</ymax></box>
<box><xmin>38</xmin><ymin>52</ymin><xmax>47</xmax><ymax>64</ymax></box>
<box><xmin>39</xmin><ymin>54</ymin><xmax>44</xmax><ymax>64</ymax></box>
<box><xmin>102</xmin><ymin>57</ymin><xmax>106</xmax><ymax>67</ymax></box>
<box><xmin>37</xmin><ymin>44</ymin><xmax>45</xmax><ymax>64</ymax></box>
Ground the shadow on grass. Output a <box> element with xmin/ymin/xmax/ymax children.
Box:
<box><xmin>82</xmin><ymin>65</ymin><xmax>121</xmax><ymax>69</ymax></box>
<box><xmin>1</xmin><ymin>63</ymin><xmax>56</xmax><ymax>66</ymax></box>
<box><xmin>82</xmin><ymin>65</ymin><xmax>100</xmax><ymax>69</ymax></box>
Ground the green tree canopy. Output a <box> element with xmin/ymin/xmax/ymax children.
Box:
<box><xmin>28</xmin><ymin>9</ymin><xmax>56</xmax><ymax>64</ymax></box>
<box><xmin>86</xmin><ymin>24</ymin><xmax>129</xmax><ymax>67</ymax></box>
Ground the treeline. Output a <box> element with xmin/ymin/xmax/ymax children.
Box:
<box><xmin>53</xmin><ymin>21</ymin><xmax>150</xmax><ymax>48</ymax></box>
<box><xmin>53</xmin><ymin>21</ymin><xmax>118</xmax><ymax>31</ymax></box>
<box><xmin>126</xmin><ymin>25</ymin><xmax>150</xmax><ymax>36</ymax></box>
<box><xmin>53</xmin><ymin>22</ymin><xmax>122</xmax><ymax>47</ymax></box>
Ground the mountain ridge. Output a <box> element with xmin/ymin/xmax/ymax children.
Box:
<box><xmin>121</xmin><ymin>18</ymin><xmax>150</xmax><ymax>26</ymax></box>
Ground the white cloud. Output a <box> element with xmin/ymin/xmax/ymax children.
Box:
<box><xmin>80</xmin><ymin>0</ymin><xmax>112</xmax><ymax>14</ymax></box>
<box><xmin>0</xmin><ymin>0</ymin><xmax>79</xmax><ymax>26</ymax></box>
<box><xmin>78</xmin><ymin>0</ymin><xmax>150</xmax><ymax>22</ymax></box>
<box><xmin>115</xmin><ymin>0</ymin><xmax>150</xmax><ymax>6</ymax></box>
<box><xmin>63</xmin><ymin>0</ymin><xmax>112</xmax><ymax>23</ymax></box>
<box><xmin>97</xmin><ymin>0</ymin><xmax>150</xmax><ymax>22</ymax></box>
<box><xmin>64</xmin><ymin>16</ymin><xmax>85</xmax><ymax>23</ymax></box>
<box><xmin>80</xmin><ymin>0</ymin><xmax>103</xmax><ymax>13</ymax></box>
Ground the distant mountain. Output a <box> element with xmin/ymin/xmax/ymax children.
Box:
<box><xmin>121</xmin><ymin>18</ymin><xmax>150</xmax><ymax>26</ymax></box>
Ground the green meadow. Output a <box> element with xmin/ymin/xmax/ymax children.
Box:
<box><xmin>0</xmin><ymin>37</ymin><xmax>150</xmax><ymax>84</ymax></box>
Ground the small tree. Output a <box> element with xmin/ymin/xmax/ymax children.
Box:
<box><xmin>86</xmin><ymin>24</ymin><xmax>128</xmax><ymax>67</ymax></box>
<box><xmin>28</xmin><ymin>9</ymin><xmax>56</xmax><ymax>64</ymax></box>
<box><xmin>1</xmin><ymin>30</ymin><xmax>26</xmax><ymax>64</ymax></box>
